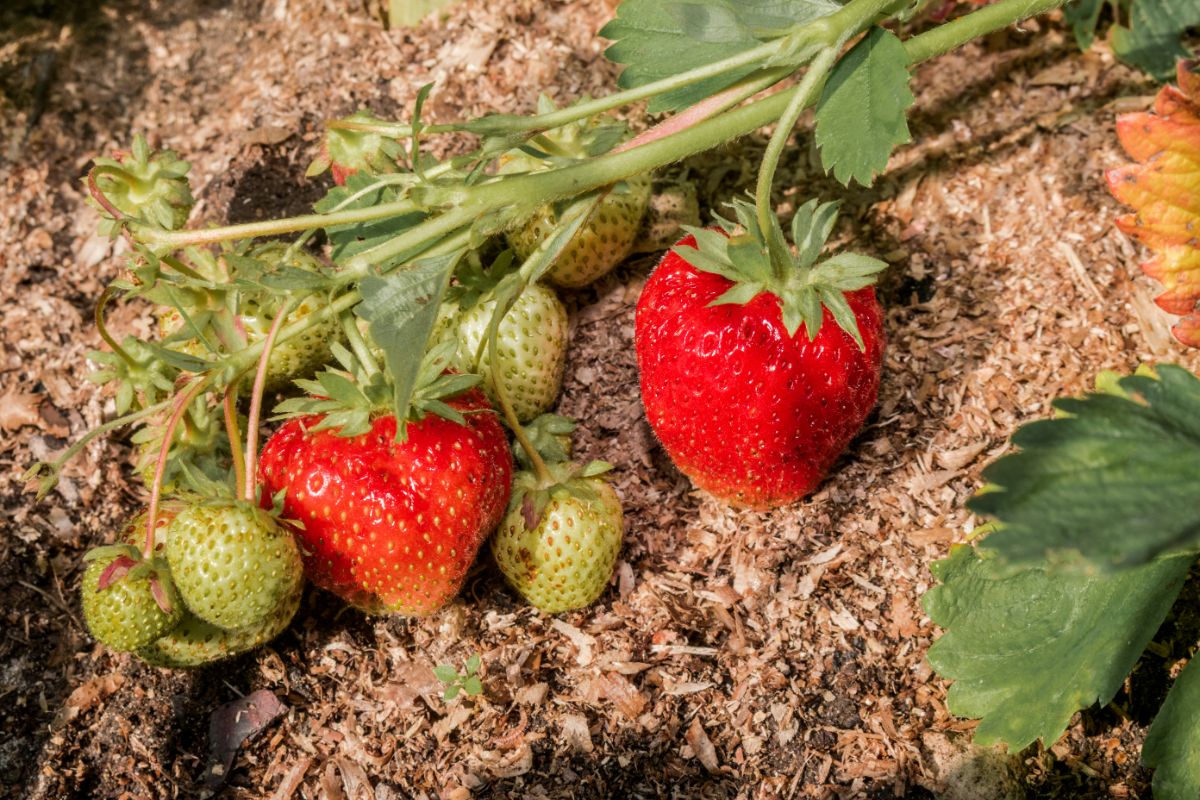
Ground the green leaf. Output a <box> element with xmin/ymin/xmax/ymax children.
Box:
<box><xmin>463</xmin><ymin>675</ymin><xmax>482</xmax><ymax>696</ymax></box>
<box><xmin>923</xmin><ymin>544</ymin><xmax>1193</xmax><ymax>751</ymax></box>
<box><xmin>356</xmin><ymin>252</ymin><xmax>461</xmax><ymax>432</ymax></box>
<box><xmin>465</xmin><ymin>653</ymin><xmax>481</xmax><ymax>674</ymax></box>
<box><xmin>709</xmin><ymin>282</ymin><xmax>765</xmax><ymax>306</ymax></box>
<box><xmin>970</xmin><ymin>365</ymin><xmax>1200</xmax><ymax>568</ymax></box>
<box><xmin>814</xmin><ymin>27</ymin><xmax>915</xmax><ymax>187</ymax></box>
<box><xmin>142</xmin><ymin>342</ymin><xmax>211</xmax><ymax>373</ymax></box>
<box><xmin>794</xmin><ymin>285</ymin><xmax>822</xmax><ymax>340</ymax></box>
<box><xmin>315</xmin><ymin>174</ymin><xmax>427</xmax><ymax>269</ymax></box>
<box><xmin>600</xmin><ymin>0</ymin><xmax>839</xmax><ymax>113</ymax></box>
<box><xmin>1063</xmin><ymin>0</ymin><xmax>1105</xmax><ymax>50</ymax></box>
<box><xmin>433</xmin><ymin>664</ymin><xmax>458</xmax><ymax>683</ymax></box>
<box><xmin>443</xmin><ymin>685</ymin><xmax>460</xmax><ymax>701</ymax></box>
<box><xmin>816</xmin><ymin>285</ymin><xmax>864</xmax><ymax>350</ymax></box>
<box><xmin>809</xmin><ymin>252</ymin><xmax>888</xmax><ymax>290</ymax></box>
<box><xmin>1144</xmin><ymin>655</ymin><xmax>1200</xmax><ymax>799</ymax></box>
<box><xmin>1112</xmin><ymin>0</ymin><xmax>1200</xmax><ymax>82</ymax></box>
<box><xmin>791</xmin><ymin>198</ymin><xmax>840</xmax><ymax>268</ymax></box>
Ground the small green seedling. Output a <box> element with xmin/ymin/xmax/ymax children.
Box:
<box><xmin>434</xmin><ymin>654</ymin><xmax>483</xmax><ymax>701</ymax></box>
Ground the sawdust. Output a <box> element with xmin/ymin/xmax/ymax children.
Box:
<box><xmin>2</xmin><ymin>1</ymin><xmax>1196</xmax><ymax>798</ymax></box>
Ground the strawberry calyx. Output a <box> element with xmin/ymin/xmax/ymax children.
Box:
<box><xmin>307</xmin><ymin>111</ymin><xmax>406</xmax><ymax>185</ymax></box>
<box><xmin>515</xmin><ymin>414</ymin><xmax>576</xmax><ymax>470</ymax></box>
<box><xmin>510</xmin><ymin>460</ymin><xmax>613</xmax><ymax>532</ymax></box>
<box><xmin>274</xmin><ymin>339</ymin><xmax>482</xmax><ymax>437</ymax></box>
<box><xmin>83</xmin><ymin>543</ymin><xmax>178</xmax><ymax>615</ymax></box>
<box><xmin>86</xmin><ymin>134</ymin><xmax>194</xmax><ymax>237</ymax></box>
<box><xmin>676</xmin><ymin>198</ymin><xmax>887</xmax><ymax>349</ymax></box>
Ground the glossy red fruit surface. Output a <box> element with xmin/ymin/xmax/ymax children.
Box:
<box><xmin>635</xmin><ymin>235</ymin><xmax>885</xmax><ymax>508</ymax></box>
<box><xmin>258</xmin><ymin>389</ymin><xmax>512</xmax><ymax>615</ymax></box>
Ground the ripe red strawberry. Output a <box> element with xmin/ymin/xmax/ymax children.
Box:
<box><xmin>259</xmin><ymin>386</ymin><xmax>512</xmax><ymax>615</ymax></box>
<box><xmin>635</xmin><ymin>200</ymin><xmax>886</xmax><ymax>508</ymax></box>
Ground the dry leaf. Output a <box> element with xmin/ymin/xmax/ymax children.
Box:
<box><xmin>0</xmin><ymin>388</ymin><xmax>41</xmax><ymax>433</ymax></box>
<box><xmin>685</xmin><ymin>717</ymin><xmax>719</xmax><ymax>772</ymax></box>
<box><xmin>205</xmin><ymin>689</ymin><xmax>287</xmax><ymax>791</ymax></box>
<box><xmin>52</xmin><ymin>674</ymin><xmax>124</xmax><ymax>728</ymax></box>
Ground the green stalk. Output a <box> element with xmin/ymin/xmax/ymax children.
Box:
<box><xmin>243</xmin><ymin>300</ymin><xmax>295</xmax><ymax>501</ymax></box>
<box><xmin>224</xmin><ymin>378</ymin><xmax>247</xmax><ymax>500</ymax></box>
<box><xmin>26</xmin><ymin>400</ymin><xmax>170</xmax><ymax>500</ymax></box>
<box><xmin>487</xmin><ymin>297</ymin><xmax>553</xmax><ymax>484</ymax></box>
<box><xmin>336</xmin><ymin>42</ymin><xmax>802</xmax><ymax>140</ymax></box>
<box><xmin>145</xmin><ymin>378</ymin><xmax>211</xmax><ymax>558</ymax></box>
<box><xmin>137</xmin><ymin>198</ymin><xmax>422</xmax><ymax>248</ymax></box>
<box><xmin>95</xmin><ymin>286</ymin><xmax>136</xmax><ymax>367</ymax></box>
<box><xmin>753</xmin><ymin>46</ymin><xmax>837</xmax><ymax>276</ymax></box>
<box><xmin>341</xmin><ymin>311</ymin><xmax>380</xmax><ymax>377</ymax></box>
<box><xmin>903</xmin><ymin>0</ymin><xmax>1067</xmax><ymax>64</ymax></box>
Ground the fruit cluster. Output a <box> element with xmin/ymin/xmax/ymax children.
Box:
<box><xmin>47</xmin><ymin>83</ymin><xmax>888</xmax><ymax>669</ymax></box>
<box><xmin>63</xmin><ymin>117</ymin><xmax>668</xmax><ymax>666</ymax></box>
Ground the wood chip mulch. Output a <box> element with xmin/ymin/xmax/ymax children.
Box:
<box><xmin>2</xmin><ymin>1</ymin><xmax>1197</xmax><ymax>798</ymax></box>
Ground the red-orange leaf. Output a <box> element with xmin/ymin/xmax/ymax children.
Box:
<box><xmin>1107</xmin><ymin>61</ymin><xmax>1200</xmax><ymax>347</ymax></box>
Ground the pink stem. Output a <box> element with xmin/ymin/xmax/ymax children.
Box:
<box><xmin>243</xmin><ymin>304</ymin><xmax>292</xmax><ymax>502</ymax></box>
<box><xmin>145</xmin><ymin>380</ymin><xmax>207</xmax><ymax>559</ymax></box>
<box><xmin>615</xmin><ymin>79</ymin><xmax>784</xmax><ymax>155</ymax></box>
<box><xmin>87</xmin><ymin>169</ymin><xmax>136</xmax><ymax>247</ymax></box>
<box><xmin>224</xmin><ymin>379</ymin><xmax>247</xmax><ymax>498</ymax></box>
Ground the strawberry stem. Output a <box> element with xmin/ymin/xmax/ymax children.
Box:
<box><xmin>243</xmin><ymin>299</ymin><xmax>297</xmax><ymax>502</ymax></box>
<box><xmin>486</xmin><ymin>287</ymin><xmax>553</xmax><ymax>485</ymax></box>
<box><xmin>145</xmin><ymin>379</ymin><xmax>209</xmax><ymax>558</ymax></box>
<box><xmin>754</xmin><ymin>47</ymin><xmax>837</xmax><ymax>279</ymax></box>
<box><xmin>341</xmin><ymin>312</ymin><xmax>381</xmax><ymax>377</ymax></box>
<box><xmin>615</xmin><ymin>67</ymin><xmax>792</xmax><ymax>156</ymax></box>
<box><xmin>95</xmin><ymin>286</ymin><xmax>136</xmax><ymax>368</ymax></box>
<box><xmin>161</xmin><ymin>254</ymin><xmax>206</xmax><ymax>281</ymax></box>
<box><xmin>224</xmin><ymin>377</ymin><xmax>247</xmax><ymax>497</ymax></box>
<box><xmin>902</xmin><ymin>0</ymin><xmax>1067</xmax><ymax>64</ymax></box>
<box><xmin>25</xmin><ymin>400</ymin><xmax>168</xmax><ymax>499</ymax></box>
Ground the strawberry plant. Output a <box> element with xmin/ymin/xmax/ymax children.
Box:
<box><xmin>1063</xmin><ymin>0</ymin><xmax>1199</xmax><ymax>80</ymax></box>
<box><xmin>434</xmin><ymin>653</ymin><xmax>484</xmax><ymax>701</ymax></box>
<box><xmin>26</xmin><ymin>0</ymin><xmax>1092</xmax><ymax>661</ymax></box>
<box><xmin>1108</xmin><ymin>60</ymin><xmax>1200</xmax><ymax>347</ymax></box>
<box><xmin>923</xmin><ymin>365</ymin><xmax>1200</xmax><ymax>799</ymax></box>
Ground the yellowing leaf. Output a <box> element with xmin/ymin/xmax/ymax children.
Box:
<box><xmin>1107</xmin><ymin>61</ymin><xmax>1200</xmax><ymax>347</ymax></box>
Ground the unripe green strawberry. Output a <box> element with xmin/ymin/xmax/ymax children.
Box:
<box><xmin>453</xmin><ymin>284</ymin><xmax>569</xmax><ymax>422</ymax></box>
<box><xmin>632</xmin><ymin>180</ymin><xmax>701</xmax><ymax>254</ymax></box>
<box><xmin>86</xmin><ymin>135</ymin><xmax>194</xmax><ymax>236</ymax></box>
<box><xmin>136</xmin><ymin>577</ymin><xmax>302</xmax><ymax>668</ymax></box>
<box><xmin>131</xmin><ymin>402</ymin><xmax>230</xmax><ymax>492</ymax></box>
<box><xmin>156</xmin><ymin>243</ymin><xmax>339</xmax><ymax>393</ymax></box>
<box><xmin>81</xmin><ymin>514</ymin><xmax>181</xmax><ymax>652</ymax></box>
<box><xmin>166</xmin><ymin>500</ymin><xmax>303</xmax><ymax>630</ymax></box>
<box><xmin>492</xmin><ymin>468</ymin><xmax>623</xmax><ymax>613</ymax></box>
<box><xmin>508</xmin><ymin>174</ymin><xmax>651</xmax><ymax>288</ymax></box>
<box><xmin>81</xmin><ymin>550</ymin><xmax>183</xmax><ymax>652</ymax></box>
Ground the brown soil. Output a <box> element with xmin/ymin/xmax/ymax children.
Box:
<box><xmin>2</xmin><ymin>1</ymin><xmax>1197</xmax><ymax>799</ymax></box>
